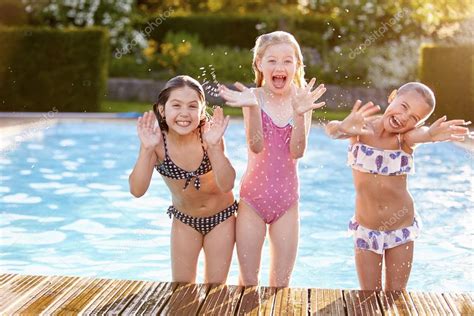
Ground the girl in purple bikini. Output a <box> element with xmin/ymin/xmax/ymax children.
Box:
<box><xmin>325</xmin><ymin>82</ymin><xmax>470</xmax><ymax>290</ymax></box>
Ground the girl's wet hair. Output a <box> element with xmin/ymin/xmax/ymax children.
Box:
<box><xmin>396</xmin><ymin>82</ymin><xmax>436</xmax><ymax>124</ymax></box>
<box><xmin>252</xmin><ymin>31</ymin><xmax>306</xmax><ymax>88</ymax></box>
<box><xmin>153</xmin><ymin>75</ymin><xmax>206</xmax><ymax>132</ymax></box>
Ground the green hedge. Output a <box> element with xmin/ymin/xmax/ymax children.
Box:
<box><xmin>140</xmin><ymin>14</ymin><xmax>345</xmax><ymax>49</ymax></box>
<box><xmin>419</xmin><ymin>44</ymin><xmax>474</xmax><ymax>122</ymax></box>
<box><xmin>0</xmin><ymin>27</ymin><xmax>109</xmax><ymax>112</ymax></box>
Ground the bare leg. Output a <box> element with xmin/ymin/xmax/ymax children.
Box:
<box><xmin>236</xmin><ymin>200</ymin><xmax>266</xmax><ymax>286</ymax></box>
<box><xmin>384</xmin><ymin>241</ymin><xmax>414</xmax><ymax>291</ymax></box>
<box><xmin>170</xmin><ymin>218</ymin><xmax>203</xmax><ymax>283</ymax></box>
<box><xmin>355</xmin><ymin>247</ymin><xmax>383</xmax><ymax>290</ymax></box>
<box><xmin>203</xmin><ymin>215</ymin><xmax>236</xmax><ymax>284</ymax></box>
<box><xmin>268</xmin><ymin>203</ymin><xmax>299</xmax><ymax>287</ymax></box>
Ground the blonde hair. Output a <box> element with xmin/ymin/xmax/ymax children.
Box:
<box><xmin>252</xmin><ymin>31</ymin><xmax>306</xmax><ymax>88</ymax></box>
<box><xmin>388</xmin><ymin>82</ymin><xmax>436</xmax><ymax>125</ymax></box>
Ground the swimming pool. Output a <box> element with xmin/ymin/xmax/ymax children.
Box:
<box><xmin>1</xmin><ymin>120</ymin><xmax>472</xmax><ymax>292</ymax></box>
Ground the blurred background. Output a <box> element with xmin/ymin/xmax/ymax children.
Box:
<box><xmin>0</xmin><ymin>0</ymin><xmax>472</xmax><ymax>120</ymax></box>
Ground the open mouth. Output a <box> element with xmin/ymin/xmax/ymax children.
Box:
<box><xmin>272</xmin><ymin>75</ymin><xmax>287</xmax><ymax>89</ymax></box>
<box><xmin>176</xmin><ymin>120</ymin><xmax>191</xmax><ymax>127</ymax></box>
<box><xmin>389</xmin><ymin>116</ymin><xmax>403</xmax><ymax>129</ymax></box>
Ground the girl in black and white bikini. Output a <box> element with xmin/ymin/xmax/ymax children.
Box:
<box><xmin>129</xmin><ymin>75</ymin><xmax>237</xmax><ymax>283</ymax></box>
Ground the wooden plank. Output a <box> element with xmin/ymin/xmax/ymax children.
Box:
<box><xmin>0</xmin><ymin>275</ymin><xmax>46</xmax><ymax>304</ymax></box>
<box><xmin>0</xmin><ymin>273</ymin><xmax>17</xmax><ymax>288</ymax></box>
<box><xmin>273</xmin><ymin>287</ymin><xmax>308</xmax><ymax>316</ymax></box>
<box><xmin>99</xmin><ymin>279</ymin><xmax>146</xmax><ymax>314</ymax></box>
<box><xmin>344</xmin><ymin>290</ymin><xmax>383</xmax><ymax>316</ymax></box>
<box><xmin>198</xmin><ymin>284</ymin><xmax>244</xmax><ymax>315</ymax></box>
<box><xmin>119</xmin><ymin>281</ymin><xmax>162</xmax><ymax>314</ymax></box>
<box><xmin>40</xmin><ymin>276</ymin><xmax>96</xmax><ymax>315</ymax></box>
<box><xmin>410</xmin><ymin>291</ymin><xmax>454</xmax><ymax>315</ymax></box>
<box><xmin>0</xmin><ymin>275</ymin><xmax>51</xmax><ymax>312</ymax></box>
<box><xmin>132</xmin><ymin>281</ymin><xmax>177</xmax><ymax>315</ymax></box>
<box><xmin>50</xmin><ymin>277</ymin><xmax>111</xmax><ymax>315</ymax></box>
<box><xmin>429</xmin><ymin>292</ymin><xmax>455</xmax><ymax>315</ymax></box>
<box><xmin>236</xmin><ymin>286</ymin><xmax>276</xmax><ymax>316</ymax></box>
<box><xmin>160</xmin><ymin>282</ymin><xmax>209</xmax><ymax>315</ymax></box>
<box><xmin>309</xmin><ymin>288</ymin><xmax>345</xmax><ymax>315</ymax></box>
<box><xmin>80</xmin><ymin>278</ymin><xmax>130</xmax><ymax>314</ymax></box>
<box><xmin>94</xmin><ymin>279</ymin><xmax>140</xmax><ymax>314</ymax></box>
<box><xmin>443</xmin><ymin>292</ymin><xmax>474</xmax><ymax>316</ymax></box>
<box><xmin>378</xmin><ymin>290</ymin><xmax>417</xmax><ymax>315</ymax></box>
<box><xmin>13</xmin><ymin>275</ymin><xmax>81</xmax><ymax>314</ymax></box>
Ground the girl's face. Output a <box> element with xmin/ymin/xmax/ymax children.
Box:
<box><xmin>160</xmin><ymin>86</ymin><xmax>204</xmax><ymax>135</ymax></box>
<box><xmin>257</xmin><ymin>43</ymin><xmax>298</xmax><ymax>95</ymax></box>
<box><xmin>382</xmin><ymin>90</ymin><xmax>432</xmax><ymax>133</ymax></box>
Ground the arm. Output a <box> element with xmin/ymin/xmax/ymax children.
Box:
<box><xmin>219</xmin><ymin>82</ymin><xmax>263</xmax><ymax>153</ymax></box>
<box><xmin>202</xmin><ymin>107</ymin><xmax>236</xmax><ymax>193</ymax></box>
<box><xmin>325</xmin><ymin>120</ymin><xmax>352</xmax><ymax>139</ymax></box>
<box><xmin>289</xmin><ymin>110</ymin><xmax>312</xmax><ymax>159</ymax></box>
<box><xmin>325</xmin><ymin>100</ymin><xmax>380</xmax><ymax>139</ymax></box>
<box><xmin>129</xmin><ymin>145</ymin><xmax>158</xmax><ymax>197</ymax></box>
<box><xmin>404</xmin><ymin>116</ymin><xmax>470</xmax><ymax>148</ymax></box>
<box><xmin>289</xmin><ymin>78</ymin><xmax>326</xmax><ymax>158</ymax></box>
<box><xmin>129</xmin><ymin>110</ymin><xmax>162</xmax><ymax>197</ymax></box>
<box><xmin>206</xmin><ymin>138</ymin><xmax>236</xmax><ymax>193</ymax></box>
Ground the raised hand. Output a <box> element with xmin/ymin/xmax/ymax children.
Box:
<box><xmin>202</xmin><ymin>107</ymin><xmax>231</xmax><ymax>147</ymax></box>
<box><xmin>339</xmin><ymin>100</ymin><xmax>381</xmax><ymax>136</ymax></box>
<box><xmin>291</xmin><ymin>78</ymin><xmax>327</xmax><ymax>116</ymax></box>
<box><xmin>428</xmin><ymin>116</ymin><xmax>471</xmax><ymax>142</ymax></box>
<box><xmin>219</xmin><ymin>82</ymin><xmax>258</xmax><ymax>108</ymax></box>
<box><xmin>137</xmin><ymin>110</ymin><xmax>162</xmax><ymax>149</ymax></box>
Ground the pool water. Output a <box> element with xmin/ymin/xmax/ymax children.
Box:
<box><xmin>0</xmin><ymin>120</ymin><xmax>472</xmax><ymax>291</ymax></box>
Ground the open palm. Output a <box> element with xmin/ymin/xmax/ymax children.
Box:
<box><xmin>202</xmin><ymin>107</ymin><xmax>230</xmax><ymax>146</ymax></box>
<box><xmin>137</xmin><ymin>110</ymin><xmax>162</xmax><ymax>149</ymax></box>
<box><xmin>291</xmin><ymin>78</ymin><xmax>327</xmax><ymax>115</ymax></box>
<box><xmin>219</xmin><ymin>82</ymin><xmax>258</xmax><ymax>108</ymax></box>
<box><xmin>339</xmin><ymin>100</ymin><xmax>381</xmax><ymax>136</ymax></box>
<box><xmin>428</xmin><ymin>116</ymin><xmax>470</xmax><ymax>142</ymax></box>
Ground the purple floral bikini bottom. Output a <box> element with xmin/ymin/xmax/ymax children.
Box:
<box><xmin>348</xmin><ymin>215</ymin><xmax>421</xmax><ymax>255</ymax></box>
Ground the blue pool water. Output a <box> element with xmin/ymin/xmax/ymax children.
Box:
<box><xmin>0</xmin><ymin>120</ymin><xmax>472</xmax><ymax>291</ymax></box>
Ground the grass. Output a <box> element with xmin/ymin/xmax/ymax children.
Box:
<box><xmin>101</xmin><ymin>100</ymin><xmax>350</xmax><ymax>122</ymax></box>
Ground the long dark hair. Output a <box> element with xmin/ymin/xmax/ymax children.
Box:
<box><xmin>153</xmin><ymin>75</ymin><xmax>207</xmax><ymax>132</ymax></box>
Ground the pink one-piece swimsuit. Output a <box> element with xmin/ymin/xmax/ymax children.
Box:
<box><xmin>240</xmin><ymin>98</ymin><xmax>299</xmax><ymax>224</ymax></box>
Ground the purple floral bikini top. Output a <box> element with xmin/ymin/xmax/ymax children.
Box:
<box><xmin>347</xmin><ymin>134</ymin><xmax>414</xmax><ymax>176</ymax></box>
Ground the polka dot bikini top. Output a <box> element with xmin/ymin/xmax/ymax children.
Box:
<box><xmin>155</xmin><ymin>128</ymin><xmax>212</xmax><ymax>190</ymax></box>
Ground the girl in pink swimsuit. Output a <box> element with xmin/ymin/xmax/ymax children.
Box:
<box><xmin>220</xmin><ymin>31</ymin><xmax>327</xmax><ymax>287</ymax></box>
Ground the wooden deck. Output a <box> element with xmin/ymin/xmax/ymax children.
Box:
<box><xmin>0</xmin><ymin>273</ymin><xmax>472</xmax><ymax>315</ymax></box>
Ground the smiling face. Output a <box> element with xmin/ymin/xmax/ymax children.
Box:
<box><xmin>257</xmin><ymin>43</ymin><xmax>298</xmax><ymax>95</ymax></box>
<box><xmin>159</xmin><ymin>86</ymin><xmax>204</xmax><ymax>135</ymax></box>
<box><xmin>382</xmin><ymin>89</ymin><xmax>433</xmax><ymax>133</ymax></box>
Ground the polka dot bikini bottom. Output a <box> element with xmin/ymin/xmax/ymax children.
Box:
<box><xmin>167</xmin><ymin>201</ymin><xmax>238</xmax><ymax>235</ymax></box>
